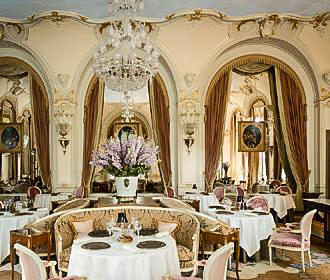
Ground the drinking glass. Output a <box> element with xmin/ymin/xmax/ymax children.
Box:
<box><xmin>107</xmin><ymin>218</ymin><xmax>116</xmax><ymax>236</ymax></box>
<box><xmin>134</xmin><ymin>220</ymin><xmax>142</xmax><ymax>237</ymax></box>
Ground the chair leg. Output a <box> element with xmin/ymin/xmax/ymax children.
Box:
<box><xmin>301</xmin><ymin>250</ymin><xmax>305</xmax><ymax>272</ymax></box>
<box><xmin>269</xmin><ymin>247</ymin><xmax>272</xmax><ymax>266</ymax></box>
<box><xmin>307</xmin><ymin>249</ymin><xmax>312</xmax><ymax>268</ymax></box>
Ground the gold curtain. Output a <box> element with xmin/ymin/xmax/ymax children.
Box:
<box><xmin>277</xmin><ymin>69</ymin><xmax>309</xmax><ymax>210</ymax></box>
<box><xmin>205</xmin><ymin>71</ymin><xmax>231</xmax><ymax>192</ymax></box>
<box><xmin>273</xmin><ymin>138</ymin><xmax>282</xmax><ymax>180</ymax></box>
<box><xmin>81</xmin><ymin>77</ymin><xmax>104</xmax><ymax>196</ymax></box>
<box><xmin>149</xmin><ymin>74</ymin><xmax>172</xmax><ymax>188</ymax></box>
<box><xmin>30</xmin><ymin>75</ymin><xmax>51</xmax><ymax>188</ymax></box>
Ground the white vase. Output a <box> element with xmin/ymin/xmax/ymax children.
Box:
<box><xmin>115</xmin><ymin>176</ymin><xmax>138</xmax><ymax>198</ymax></box>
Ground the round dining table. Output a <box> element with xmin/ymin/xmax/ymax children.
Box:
<box><xmin>34</xmin><ymin>193</ymin><xmax>69</xmax><ymax>210</ymax></box>
<box><xmin>183</xmin><ymin>193</ymin><xmax>219</xmax><ymax>213</ymax></box>
<box><xmin>68</xmin><ymin>232</ymin><xmax>181</xmax><ymax>280</ymax></box>
<box><xmin>208</xmin><ymin>209</ymin><xmax>275</xmax><ymax>257</ymax></box>
<box><xmin>0</xmin><ymin>209</ymin><xmax>49</xmax><ymax>263</ymax></box>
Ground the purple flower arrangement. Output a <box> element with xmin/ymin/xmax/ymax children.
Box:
<box><xmin>90</xmin><ymin>135</ymin><xmax>159</xmax><ymax>177</ymax></box>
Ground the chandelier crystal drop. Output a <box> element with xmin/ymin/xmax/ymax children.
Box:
<box><xmin>121</xmin><ymin>91</ymin><xmax>135</xmax><ymax>122</ymax></box>
<box><xmin>93</xmin><ymin>0</ymin><xmax>159</xmax><ymax>93</ymax></box>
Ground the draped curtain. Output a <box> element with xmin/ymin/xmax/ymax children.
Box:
<box><xmin>276</xmin><ymin>69</ymin><xmax>309</xmax><ymax>210</ymax></box>
<box><xmin>149</xmin><ymin>74</ymin><xmax>172</xmax><ymax>190</ymax></box>
<box><xmin>205</xmin><ymin>71</ymin><xmax>231</xmax><ymax>192</ymax></box>
<box><xmin>268</xmin><ymin>67</ymin><xmax>296</xmax><ymax>191</ymax></box>
<box><xmin>81</xmin><ymin>76</ymin><xmax>104</xmax><ymax>196</ymax></box>
<box><xmin>30</xmin><ymin>75</ymin><xmax>51</xmax><ymax>188</ymax></box>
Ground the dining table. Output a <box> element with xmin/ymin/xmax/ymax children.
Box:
<box><xmin>208</xmin><ymin>209</ymin><xmax>275</xmax><ymax>257</ymax></box>
<box><xmin>183</xmin><ymin>192</ymin><xmax>219</xmax><ymax>213</ymax></box>
<box><xmin>34</xmin><ymin>193</ymin><xmax>69</xmax><ymax>210</ymax></box>
<box><xmin>0</xmin><ymin>208</ymin><xmax>49</xmax><ymax>263</ymax></box>
<box><xmin>68</xmin><ymin>231</ymin><xmax>181</xmax><ymax>280</ymax></box>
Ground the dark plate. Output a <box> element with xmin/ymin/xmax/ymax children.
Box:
<box><xmin>138</xmin><ymin>228</ymin><xmax>159</xmax><ymax>236</ymax></box>
<box><xmin>216</xmin><ymin>210</ymin><xmax>234</xmax><ymax>215</ymax></box>
<box><xmin>209</xmin><ymin>205</ymin><xmax>226</xmax><ymax>210</ymax></box>
<box><xmin>185</xmin><ymin>192</ymin><xmax>195</xmax><ymax>194</ymax></box>
<box><xmin>0</xmin><ymin>213</ymin><xmax>3</xmax><ymax>216</ymax></box>
<box><xmin>29</xmin><ymin>208</ymin><xmax>39</xmax><ymax>211</ymax></box>
<box><xmin>14</xmin><ymin>212</ymin><xmax>33</xmax><ymax>216</ymax></box>
<box><xmin>258</xmin><ymin>192</ymin><xmax>269</xmax><ymax>194</ymax></box>
<box><xmin>136</xmin><ymin>240</ymin><xmax>166</xmax><ymax>249</ymax></box>
<box><xmin>88</xmin><ymin>230</ymin><xmax>110</xmax><ymax>237</ymax></box>
<box><xmin>252</xmin><ymin>211</ymin><xmax>269</xmax><ymax>215</ymax></box>
<box><xmin>81</xmin><ymin>242</ymin><xmax>111</xmax><ymax>250</ymax></box>
<box><xmin>200</xmin><ymin>192</ymin><xmax>209</xmax><ymax>195</ymax></box>
<box><xmin>0</xmin><ymin>208</ymin><xmax>5</xmax><ymax>212</ymax></box>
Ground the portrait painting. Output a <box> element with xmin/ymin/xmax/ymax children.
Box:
<box><xmin>114</xmin><ymin>122</ymin><xmax>139</xmax><ymax>139</ymax></box>
<box><xmin>0</xmin><ymin>123</ymin><xmax>23</xmax><ymax>153</ymax></box>
<box><xmin>238</xmin><ymin>121</ymin><xmax>265</xmax><ymax>152</ymax></box>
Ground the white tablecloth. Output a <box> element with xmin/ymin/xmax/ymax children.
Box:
<box><xmin>183</xmin><ymin>193</ymin><xmax>219</xmax><ymax>213</ymax></box>
<box><xmin>0</xmin><ymin>209</ymin><xmax>49</xmax><ymax>263</ymax></box>
<box><xmin>208</xmin><ymin>210</ymin><xmax>275</xmax><ymax>257</ymax></box>
<box><xmin>34</xmin><ymin>194</ymin><xmax>69</xmax><ymax>210</ymax></box>
<box><xmin>68</xmin><ymin>233</ymin><xmax>181</xmax><ymax>280</ymax></box>
<box><xmin>258</xmin><ymin>194</ymin><xmax>296</xmax><ymax>219</ymax></box>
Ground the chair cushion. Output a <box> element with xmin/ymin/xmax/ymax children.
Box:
<box><xmin>59</xmin><ymin>246</ymin><xmax>72</xmax><ymax>269</ymax></box>
<box><xmin>171</xmin><ymin>277</ymin><xmax>201</xmax><ymax>280</ymax></box>
<box><xmin>49</xmin><ymin>277</ymin><xmax>80</xmax><ymax>280</ymax></box>
<box><xmin>71</xmin><ymin>219</ymin><xmax>94</xmax><ymax>239</ymax></box>
<box><xmin>271</xmin><ymin>232</ymin><xmax>310</xmax><ymax>248</ymax></box>
<box><xmin>177</xmin><ymin>244</ymin><xmax>194</xmax><ymax>269</ymax></box>
<box><xmin>157</xmin><ymin>220</ymin><xmax>179</xmax><ymax>236</ymax></box>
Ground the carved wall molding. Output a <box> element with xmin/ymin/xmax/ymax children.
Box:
<box><xmin>316</xmin><ymin>87</ymin><xmax>330</xmax><ymax>108</ymax></box>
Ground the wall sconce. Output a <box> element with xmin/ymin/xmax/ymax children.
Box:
<box><xmin>184</xmin><ymin>128</ymin><xmax>195</xmax><ymax>155</ymax></box>
<box><xmin>59</xmin><ymin>137</ymin><xmax>70</xmax><ymax>154</ymax></box>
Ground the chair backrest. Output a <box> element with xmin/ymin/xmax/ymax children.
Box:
<box><xmin>53</xmin><ymin>198</ymin><xmax>90</xmax><ymax>213</ymax></box>
<box><xmin>203</xmin><ymin>242</ymin><xmax>234</xmax><ymax>280</ymax></box>
<box><xmin>73</xmin><ymin>186</ymin><xmax>84</xmax><ymax>198</ymax></box>
<box><xmin>275</xmin><ymin>185</ymin><xmax>292</xmax><ymax>194</ymax></box>
<box><xmin>0</xmin><ymin>200</ymin><xmax>4</xmax><ymax>208</ymax></box>
<box><xmin>251</xmin><ymin>183</ymin><xmax>259</xmax><ymax>193</ymax></box>
<box><xmin>27</xmin><ymin>186</ymin><xmax>42</xmax><ymax>200</ymax></box>
<box><xmin>300</xmin><ymin>209</ymin><xmax>317</xmax><ymax>242</ymax></box>
<box><xmin>213</xmin><ymin>186</ymin><xmax>225</xmax><ymax>202</ymax></box>
<box><xmin>270</xmin><ymin>179</ymin><xmax>281</xmax><ymax>188</ymax></box>
<box><xmin>246</xmin><ymin>195</ymin><xmax>270</xmax><ymax>212</ymax></box>
<box><xmin>166</xmin><ymin>186</ymin><xmax>175</xmax><ymax>198</ymax></box>
<box><xmin>14</xmin><ymin>243</ymin><xmax>46</xmax><ymax>280</ymax></box>
<box><xmin>236</xmin><ymin>186</ymin><xmax>245</xmax><ymax>197</ymax></box>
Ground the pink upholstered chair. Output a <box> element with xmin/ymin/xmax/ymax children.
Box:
<box><xmin>167</xmin><ymin>186</ymin><xmax>175</xmax><ymax>198</ymax></box>
<box><xmin>268</xmin><ymin>209</ymin><xmax>317</xmax><ymax>271</ymax></box>
<box><xmin>275</xmin><ymin>185</ymin><xmax>292</xmax><ymax>194</ymax></box>
<box><xmin>246</xmin><ymin>195</ymin><xmax>270</xmax><ymax>212</ymax></box>
<box><xmin>213</xmin><ymin>186</ymin><xmax>225</xmax><ymax>203</ymax></box>
<box><xmin>27</xmin><ymin>186</ymin><xmax>42</xmax><ymax>202</ymax></box>
<box><xmin>14</xmin><ymin>243</ymin><xmax>83</xmax><ymax>280</ymax></box>
<box><xmin>170</xmin><ymin>242</ymin><xmax>234</xmax><ymax>280</ymax></box>
<box><xmin>236</xmin><ymin>186</ymin><xmax>245</xmax><ymax>197</ymax></box>
<box><xmin>73</xmin><ymin>186</ymin><xmax>84</xmax><ymax>198</ymax></box>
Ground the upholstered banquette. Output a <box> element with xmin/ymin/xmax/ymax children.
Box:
<box><xmin>54</xmin><ymin>206</ymin><xmax>200</xmax><ymax>275</ymax></box>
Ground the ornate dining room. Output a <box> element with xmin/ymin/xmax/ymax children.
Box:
<box><xmin>0</xmin><ymin>1</ymin><xmax>330</xmax><ymax>280</ymax></box>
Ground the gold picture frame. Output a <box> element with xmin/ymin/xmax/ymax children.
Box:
<box><xmin>238</xmin><ymin>121</ymin><xmax>266</xmax><ymax>152</ymax></box>
<box><xmin>113</xmin><ymin>122</ymin><xmax>139</xmax><ymax>138</ymax></box>
<box><xmin>0</xmin><ymin>123</ymin><xmax>23</xmax><ymax>153</ymax></box>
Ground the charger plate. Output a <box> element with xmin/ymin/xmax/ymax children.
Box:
<box><xmin>81</xmin><ymin>242</ymin><xmax>111</xmax><ymax>250</ymax></box>
<box><xmin>88</xmin><ymin>230</ymin><xmax>110</xmax><ymax>237</ymax></box>
<box><xmin>252</xmin><ymin>211</ymin><xmax>269</xmax><ymax>215</ymax></box>
<box><xmin>15</xmin><ymin>212</ymin><xmax>33</xmax><ymax>216</ymax></box>
<box><xmin>209</xmin><ymin>205</ymin><xmax>226</xmax><ymax>210</ymax></box>
<box><xmin>136</xmin><ymin>240</ymin><xmax>166</xmax><ymax>249</ymax></box>
<box><xmin>138</xmin><ymin>228</ymin><xmax>158</xmax><ymax>236</ymax></box>
<box><xmin>216</xmin><ymin>210</ymin><xmax>234</xmax><ymax>215</ymax></box>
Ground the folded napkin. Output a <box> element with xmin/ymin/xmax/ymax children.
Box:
<box><xmin>241</xmin><ymin>212</ymin><xmax>258</xmax><ymax>217</ymax></box>
<box><xmin>122</xmin><ymin>245</ymin><xmax>142</xmax><ymax>254</ymax></box>
<box><xmin>36</xmin><ymin>208</ymin><xmax>49</xmax><ymax>212</ymax></box>
<box><xmin>155</xmin><ymin>231</ymin><xmax>169</xmax><ymax>238</ymax></box>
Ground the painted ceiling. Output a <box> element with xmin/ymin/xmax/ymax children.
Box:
<box><xmin>1</xmin><ymin>0</ymin><xmax>330</xmax><ymax>20</ymax></box>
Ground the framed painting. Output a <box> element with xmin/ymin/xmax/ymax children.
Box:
<box><xmin>114</xmin><ymin>122</ymin><xmax>139</xmax><ymax>139</ymax></box>
<box><xmin>0</xmin><ymin>123</ymin><xmax>23</xmax><ymax>153</ymax></box>
<box><xmin>238</xmin><ymin>121</ymin><xmax>266</xmax><ymax>152</ymax></box>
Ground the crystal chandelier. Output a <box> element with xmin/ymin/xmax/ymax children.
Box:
<box><xmin>93</xmin><ymin>0</ymin><xmax>159</xmax><ymax>93</ymax></box>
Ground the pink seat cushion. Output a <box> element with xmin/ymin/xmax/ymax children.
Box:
<box><xmin>171</xmin><ymin>277</ymin><xmax>201</xmax><ymax>280</ymax></box>
<box><xmin>271</xmin><ymin>232</ymin><xmax>310</xmax><ymax>248</ymax></box>
<box><xmin>49</xmin><ymin>277</ymin><xmax>80</xmax><ymax>280</ymax></box>
<box><xmin>247</xmin><ymin>197</ymin><xmax>268</xmax><ymax>212</ymax></box>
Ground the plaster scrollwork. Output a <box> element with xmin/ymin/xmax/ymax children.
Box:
<box><xmin>57</xmin><ymin>73</ymin><xmax>70</xmax><ymax>90</ymax></box>
<box><xmin>183</xmin><ymin>73</ymin><xmax>197</xmax><ymax>90</ymax></box>
<box><xmin>318</xmin><ymin>87</ymin><xmax>330</xmax><ymax>108</ymax></box>
<box><xmin>54</xmin><ymin>90</ymin><xmax>76</xmax><ymax>154</ymax></box>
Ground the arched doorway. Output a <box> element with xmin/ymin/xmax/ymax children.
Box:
<box><xmin>204</xmin><ymin>54</ymin><xmax>310</xmax><ymax>210</ymax></box>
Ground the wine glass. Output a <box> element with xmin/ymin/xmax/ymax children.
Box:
<box><xmin>107</xmin><ymin>218</ymin><xmax>116</xmax><ymax>236</ymax></box>
<box><xmin>134</xmin><ymin>220</ymin><xmax>142</xmax><ymax>238</ymax></box>
<box><xmin>129</xmin><ymin>217</ymin><xmax>136</xmax><ymax>234</ymax></box>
